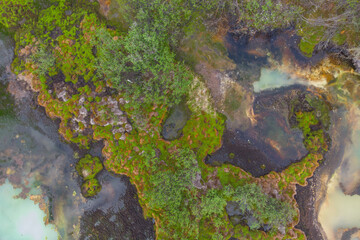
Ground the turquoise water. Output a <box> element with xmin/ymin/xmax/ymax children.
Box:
<box><xmin>253</xmin><ymin>68</ymin><xmax>305</xmax><ymax>92</ymax></box>
<box><xmin>0</xmin><ymin>180</ymin><xmax>59</xmax><ymax>240</ymax></box>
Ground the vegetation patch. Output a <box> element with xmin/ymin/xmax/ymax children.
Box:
<box><xmin>81</xmin><ymin>178</ymin><xmax>102</xmax><ymax>198</ymax></box>
<box><xmin>76</xmin><ymin>154</ymin><xmax>103</xmax><ymax>180</ymax></box>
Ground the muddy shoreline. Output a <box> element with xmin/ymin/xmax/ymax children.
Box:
<box><xmin>295</xmin><ymin>108</ymin><xmax>349</xmax><ymax>240</ymax></box>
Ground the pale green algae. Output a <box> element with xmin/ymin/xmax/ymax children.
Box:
<box><xmin>253</xmin><ymin>68</ymin><xmax>302</xmax><ymax>92</ymax></box>
<box><xmin>253</xmin><ymin>68</ymin><xmax>326</xmax><ymax>92</ymax></box>
<box><xmin>0</xmin><ymin>180</ymin><xmax>60</xmax><ymax>240</ymax></box>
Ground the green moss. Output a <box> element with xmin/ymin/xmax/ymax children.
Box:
<box><xmin>298</xmin><ymin>25</ymin><xmax>325</xmax><ymax>57</ymax></box>
<box><xmin>81</xmin><ymin>178</ymin><xmax>102</xmax><ymax>198</ymax></box>
<box><xmin>76</xmin><ymin>154</ymin><xmax>103</xmax><ymax>180</ymax></box>
<box><xmin>0</xmin><ymin>0</ymin><xmax>36</xmax><ymax>29</ymax></box>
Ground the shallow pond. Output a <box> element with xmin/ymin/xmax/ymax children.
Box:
<box><xmin>206</xmin><ymin>86</ymin><xmax>308</xmax><ymax>177</ymax></box>
<box><xmin>215</xmin><ymin>29</ymin><xmax>360</xmax><ymax>239</ymax></box>
<box><xmin>161</xmin><ymin>101</ymin><xmax>191</xmax><ymax>141</ymax></box>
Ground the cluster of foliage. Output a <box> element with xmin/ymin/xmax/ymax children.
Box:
<box><xmin>5</xmin><ymin>0</ymin><xmax>196</xmax><ymax>114</ymax></box>
<box><xmin>76</xmin><ymin>154</ymin><xmax>103</xmax><ymax>197</ymax></box>
<box><xmin>296</xmin><ymin>0</ymin><xmax>360</xmax><ymax>56</ymax></box>
<box><xmin>81</xmin><ymin>178</ymin><xmax>102</xmax><ymax>198</ymax></box>
<box><xmin>0</xmin><ymin>0</ymin><xmax>36</xmax><ymax>29</ymax></box>
<box><xmin>231</xmin><ymin>183</ymin><xmax>296</xmax><ymax>230</ymax></box>
<box><xmin>30</xmin><ymin>45</ymin><xmax>56</xmax><ymax>76</ymax></box>
<box><xmin>76</xmin><ymin>154</ymin><xmax>103</xmax><ymax>180</ymax></box>
<box><xmin>228</xmin><ymin>0</ymin><xmax>301</xmax><ymax>31</ymax></box>
<box><xmin>141</xmin><ymin>147</ymin><xmax>296</xmax><ymax>238</ymax></box>
<box><xmin>144</xmin><ymin>148</ymin><xmax>202</xmax><ymax>238</ymax></box>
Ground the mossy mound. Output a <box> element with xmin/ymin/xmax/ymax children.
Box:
<box><xmin>76</xmin><ymin>154</ymin><xmax>103</xmax><ymax>180</ymax></box>
<box><xmin>81</xmin><ymin>178</ymin><xmax>102</xmax><ymax>198</ymax></box>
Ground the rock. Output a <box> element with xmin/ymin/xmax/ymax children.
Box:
<box><xmin>82</xmin><ymin>169</ymin><xmax>90</xmax><ymax>178</ymax></box>
<box><xmin>262</xmin><ymin>224</ymin><xmax>272</xmax><ymax>232</ymax></box>
<box><xmin>119</xmin><ymin>98</ymin><xmax>125</xmax><ymax>105</ymax></box>
<box><xmin>71</xmin><ymin>119</ymin><xmax>81</xmax><ymax>132</ymax></box>
<box><xmin>7</xmin><ymin>78</ymin><xmax>29</xmax><ymax>99</ymax></box>
<box><xmin>79</xmin><ymin>96</ymin><xmax>86</xmax><ymax>105</ymax></box>
<box><xmin>247</xmin><ymin>216</ymin><xmax>261</xmax><ymax>230</ymax></box>
<box><xmin>65</xmin><ymin>10</ymin><xmax>72</xmax><ymax>16</ymax></box>
<box><xmin>125</xmin><ymin>123</ymin><xmax>132</xmax><ymax>132</ymax></box>
<box><xmin>161</xmin><ymin>102</ymin><xmax>191</xmax><ymax>140</ymax></box>
<box><xmin>112</xmin><ymin>127</ymin><xmax>125</xmax><ymax>135</ymax></box>
<box><xmin>230</xmin><ymin>216</ymin><xmax>243</xmax><ymax>226</ymax></box>
<box><xmin>353</xmin><ymin>58</ymin><xmax>360</xmax><ymax>73</ymax></box>
<box><xmin>57</xmin><ymin>90</ymin><xmax>68</xmax><ymax>101</ymax></box>
<box><xmin>79</xmin><ymin>106</ymin><xmax>88</xmax><ymax>117</ymax></box>
<box><xmin>192</xmin><ymin>172</ymin><xmax>205</xmax><ymax>189</ymax></box>
<box><xmin>118</xmin><ymin>116</ymin><xmax>127</xmax><ymax>125</ymax></box>
<box><xmin>113</xmin><ymin>108</ymin><xmax>123</xmax><ymax>116</ymax></box>
<box><xmin>278</xmin><ymin>225</ymin><xmax>286</xmax><ymax>235</ymax></box>
<box><xmin>226</xmin><ymin>202</ymin><xmax>242</xmax><ymax>216</ymax></box>
<box><xmin>18</xmin><ymin>71</ymin><xmax>39</xmax><ymax>92</ymax></box>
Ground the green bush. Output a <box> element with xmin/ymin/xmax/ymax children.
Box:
<box><xmin>31</xmin><ymin>45</ymin><xmax>56</xmax><ymax>76</ymax></box>
<box><xmin>232</xmin><ymin>183</ymin><xmax>296</xmax><ymax>229</ymax></box>
<box><xmin>200</xmin><ymin>189</ymin><xmax>227</xmax><ymax>218</ymax></box>
<box><xmin>96</xmin><ymin>0</ymin><xmax>194</xmax><ymax>108</ymax></box>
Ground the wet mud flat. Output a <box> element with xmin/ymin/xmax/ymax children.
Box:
<box><xmin>206</xmin><ymin>86</ymin><xmax>308</xmax><ymax>177</ymax></box>
<box><xmin>80</xmin><ymin>172</ymin><xmax>155</xmax><ymax>240</ymax></box>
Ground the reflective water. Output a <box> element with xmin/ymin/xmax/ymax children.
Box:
<box><xmin>318</xmin><ymin>104</ymin><xmax>360</xmax><ymax>240</ymax></box>
<box><xmin>253</xmin><ymin>68</ymin><xmax>326</xmax><ymax>92</ymax></box>
<box><xmin>0</xmin><ymin>180</ymin><xmax>59</xmax><ymax>240</ymax></box>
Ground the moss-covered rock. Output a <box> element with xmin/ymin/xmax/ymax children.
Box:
<box><xmin>81</xmin><ymin>178</ymin><xmax>102</xmax><ymax>198</ymax></box>
<box><xmin>76</xmin><ymin>154</ymin><xmax>103</xmax><ymax>180</ymax></box>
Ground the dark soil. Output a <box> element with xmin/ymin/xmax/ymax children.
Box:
<box><xmin>80</xmin><ymin>174</ymin><xmax>155</xmax><ymax>240</ymax></box>
<box><xmin>206</xmin><ymin>87</ymin><xmax>308</xmax><ymax>177</ymax></box>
